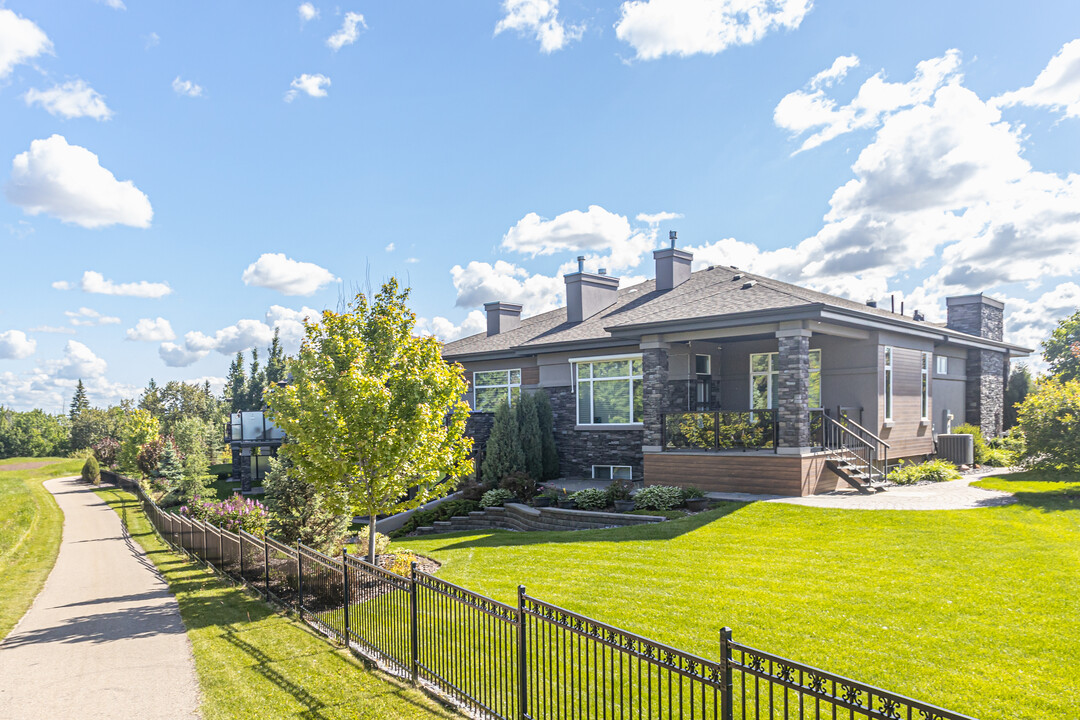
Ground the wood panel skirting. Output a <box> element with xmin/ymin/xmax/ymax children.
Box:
<box><xmin>644</xmin><ymin>451</ymin><xmax>840</xmax><ymax>497</ymax></box>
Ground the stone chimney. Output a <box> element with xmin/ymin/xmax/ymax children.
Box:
<box><xmin>654</xmin><ymin>231</ymin><xmax>693</xmax><ymax>292</ymax></box>
<box><xmin>564</xmin><ymin>256</ymin><xmax>619</xmax><ymax>323</ymax></box>
<box><xmin>946</xmin><ymin>294</ymin><xmax>1004</xmax><ymax>341</ymax></box>
<box><xmin>484</xmin><ymin>301</ymin><xmax>522</xmax><ymax>336</ymax></box>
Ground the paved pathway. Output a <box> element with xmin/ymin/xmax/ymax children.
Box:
<box><xmin>0</xmin><ymin>477</ymin><xmax>200</xmax><ymax>719</ymax></box>
<box><xmin>707</xmin><ymin>471</ymin><xmax>1017</xmax><ymax>511</ymax></box>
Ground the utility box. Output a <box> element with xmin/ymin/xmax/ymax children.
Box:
<box><xmin>938</xmin><ymin>434</ymin><xmax>975</xmax><ymax>466</ymax></box>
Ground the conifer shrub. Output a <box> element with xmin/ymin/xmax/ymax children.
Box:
<box><xmin>535</xmin><ymin>389</ymin><xmax>560</xmax><ymax>480</ymax></box>
<box><xmin>481</xmin><ymin>402</ymin><xmax>524</xmax><ymax>483</ymax></box>
<box><xmin>517</xmin><ymin>393</ymin><xmax>543</xmax><ymax>482</ymax></box>
<box><xmin>81</xmin><ymin>456</ymin><xmax>101</xmax><ymax>485</ymax></box>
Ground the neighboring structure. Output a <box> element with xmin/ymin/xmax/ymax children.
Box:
<box><xmin>441</xmin><ymin>239</ymin><xmax>1030</xmax><ymax>497</ymax></box>
<box><xmin>224</xmin><ymin>411</ymin><xmax>284</xmax><ymax>493</ymax></box>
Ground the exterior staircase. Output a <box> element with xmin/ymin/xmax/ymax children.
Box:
<box><xmin>822</xmin><ymin>415</ymin><xmax>890</xmax><ymax>494</ymax></box>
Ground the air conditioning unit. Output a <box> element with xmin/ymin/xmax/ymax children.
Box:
<box><xmin>937</xmin><ymin>434</ymin><xmax>974</xmax><ymax>465</ymax></box>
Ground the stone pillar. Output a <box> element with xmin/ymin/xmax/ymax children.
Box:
<box><xmin>240</xmin><ymin>447</ymin><xmax>252</xmax><ymax>493</ymax></box>
<box><xmin>641</xmin><ymin>341</ymin><xmax>670</xmax><ymax>450</ymax></box>
<box><xmin>966</xmin><ymin>350</ymin><xmax>1005</xmax><ymax>438</ymax></box>
<box><xmin>776</xmin><ymin>328</ymin><xmax>811</xmax><ymax>450</ymax></box>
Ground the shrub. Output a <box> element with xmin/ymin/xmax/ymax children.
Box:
<box><xmin>517</xmin><ymin>392</ymin><xmax>543</xmax><ymax>482</ymax></box>
<box><xmin>682</xmin><ymin>486</ymin><xmax>705</xmax><ymax>500</ymax></box>
<box><xmin>356</xmin><ymin>524</ymin><xmax>390</xmax><ymax>557</ymax></box>
<box><xmin>888</xmin><ymin>459</ymin><xmax>962</xmax><ymax>485</ymax></box>
<box><xmin>480</xmin><ymin>488</ymin><xmax>515</xmax><ymax>508</ymax></box>
<box><xmin>952</xmin><ymin>423</ymin><xmax>988</xmax><ymax>464</ymax></box>
<box><xmin>387</xmin><ymin>551</ymin><xmax>419</xmax><ymax>577</ymax></box>
<box><xmin>81</xmin><ymin>456</ymin><xmax>101</xmax><ymax>485</ymax></box>
<box><xmin>605</xmin><ymin>478</ymin><xmax>633</xmax><ymax>504</ymax></box>
<box><xmin>389</xmin><ymin>499</ymin><xmax>480</xmax><ymax>538</ymax></box>
<box><xmin>263</xmin><ymin>456</ymin><xmax>349</xmax><ymax>554</ymax></box>
<box><xmin>458</xmin><ymin>477</ymin><xmax>490</xmax><ymax>502</ymax></box>
<box><xmin>92</xmin><ymin>437</ymin><xmax>120</xmax><ymax>468</ymax></box>
<box><xmin>482</xmin><ymin>402</ymin><xmax>524</xmax><ymax>483</ymax></box>
<box><xmin>535</xmin><ymin>390</ymin><xmax>560</xmax><ymax>480</ymax></box>
<box><xmin>634</xmin><ymin>484</ymin><xmax>685</xmax><ymax>511</ymax></box>
<box><xmin>982</xmin><ymin>448</ymin><xmax>1015</xmax><ymax>467</ymax></box>
<box><xmin>570</xmin><ymin>487</ymin><xmax>608</xmax><ymax>511</ymax></box>
<box><xmin>499</xmin><ymin>470</ymin><xmax>536</xmax><ymax>501</ymax></box>
<box><xmin>1016</xmin><ymin>377</ymin><xmax>1080</xmax><ymax>470</ymax></box>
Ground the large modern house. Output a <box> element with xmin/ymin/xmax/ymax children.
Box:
<box><xmin>441</xmin><ymin>239</ymin><xmax>1030</xmax><ymax>496</ymax></box>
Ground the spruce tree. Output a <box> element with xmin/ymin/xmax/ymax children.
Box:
<box><xmin>265</xmin><ymin>328</ymin><xmax>287</xmax><ymax>387</ymax></box>
<box><xmin>517</xmin><ymin>392</ymin><xmax>543</xmax><ymax>481</ymax></box>
<box><xmin>159</xmin><ymin>440</ymin><xmax>184</xmax><ymax>490</ymax></box>
<box><xmin>69</xmin><ymin>380</ymin><xmax>89</xmax><ymax>422</ymax></box>
<box><xmin>225</xmin><ymin>352</ymin><xmax>247</xmax><ymax>413</ymax></box>
<box><xmin>481</xmin><ymin>401</ymin><xmax>524</xmax><ymax>483</ymax></box>
<box><xmin>535</xmin><ymin>389</ymin><xmax>560</xmax><ymax>480</ymax></box>
<box><xmin>246</xmin><ymin>348</ymin><xmax>265</xmax><ymax>410</ymax></box>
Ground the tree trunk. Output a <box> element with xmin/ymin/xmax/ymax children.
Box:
<box><xmin>367</xmin><ymin>513</ymin><xmax>377</xmax><ymax>565</ymax></box>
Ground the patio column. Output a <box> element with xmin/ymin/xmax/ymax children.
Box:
<box><xmin>776</xmin><ymin>326</ymin><xmax>811</xmax><ymax>450</ymax></box>
<box><xmin>640</xmin><ymin>340</ymin><xmax>670</xmax><ymax>451</ymax></box>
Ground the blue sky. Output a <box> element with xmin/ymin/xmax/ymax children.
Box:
<box><xmin>1</xmin><ymin>0</ymin><xmax>1079</xmax><ymax>412</ymax></box>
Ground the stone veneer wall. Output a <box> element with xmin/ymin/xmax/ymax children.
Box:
<box><xmin>415</xmin><ymin>503</ymin><xmax>665</xmax><ymax>535</ymax></box>
<box><xmin>547</xmin><ymin>386</ymin><xmax>644</xmax><ymax>479</ymax></box>
<box><xmin>464</xmin><ymin>412</ymin><xmax>495</xmax><ymax>448</ymax></box>
<box><xmin>776</xmin><ymin>334</ymin><xmax>811</xmax><ymax>447</ymax></box>
<box><xmin>947</xmin><ymin>298</ymin><xmax>1006</xmax><ymax>438</ymax></box>
<box><xmin>947</xmin><ymin>300</ymin><xmax>1004</xmax><ymax>342</ymax></box>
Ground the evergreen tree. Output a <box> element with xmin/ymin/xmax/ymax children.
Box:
<box><xmin>517</xmin><ymin>393</ymin><xmax>543</xmax><ymax>481</ymax></box>
<box><xmin>264</xmin><ymin>455</ymin><xmax>349</xmax><ymax>553</ymax></box>
<box><xmin>482</xmin><ymin>401</ymin><xmax>525</xmax><ymax>482</ymax></box>
<box><xmin>535</xmin><ymin>389</ymin><xmax>560</xmax><ymax>480</ymax></box>
<box><xmin>245</xmin><ymin>348</ymin><xmax>265</xmax><ymax>410</ymax></box>
<box><xmin>265</xmin><ymin>328</ymin><xmax>287</xmax><ymax>387</ymax></box>
<box><xmin>69</xmin><ymin>380</ymin><xmax>89</xmax><ymax>422</ymax></box>
<box><xmin>158</xmin><ymin>440</ymin><xmax>184</xmax><ymax>490</ymax></box>
<box><xmin>1004</xmin><ymin>364</ymin><xmax>1034</xmax><ymax>430</ymax></box>
<box><xmin>225</xmin><ymin>352</ymin><xmax>247</xmax><ymax>413</ymax></box>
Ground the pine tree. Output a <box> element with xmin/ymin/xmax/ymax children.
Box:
<box><xmin>482</xmin><ymin>401</ymin><xmax>525</xmax><ymax>482</ymax></box>
<box><xmin>265</xmin><ymin>328</ymin><xmax>287</xmax><ymax>387</ymax></box>
<box><xmin>517</xmin><ymin>392</ymin><xmax>543</xmax><ymax>481</ymax></box>
<box><xmin>535</xmin><ymin>389</ymin><xmax>560</xmax><ymax>480</ymax></box>
<box><xmin>69</xmin><ymin>380</ymin><xmax>89</xmax><ymax>422</ymax></box>
<box><xmin>225</xmin><ymin>352</ymin><xmax>247</xmax><ymax>413</ymax></box>
<box><xmin>246</xmin><ymin>348</ymin><xmax>265</xmax><ymax>410</ymax></box>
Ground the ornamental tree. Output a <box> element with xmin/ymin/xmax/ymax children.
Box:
<box><xmin>1043</xmin><ymin>310</ymin><xmax>1080</xmax><ymax>381</ymax></box>
<box><xmin>265</xmin><ymin>279</ymin><xmax>473</xmax><ymax>564</ymax></box>
<box><xmin>1016</xmin><ymin>377</ymin><xmax>1080</xmax><ymax>470</ymax></box>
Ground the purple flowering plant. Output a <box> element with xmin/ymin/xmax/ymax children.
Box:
<box><xmin>179</xmin><ymin>494</ymin><xmax>269</xmax><ymax>536</ymax></box>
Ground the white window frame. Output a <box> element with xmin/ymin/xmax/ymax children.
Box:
<box><xmin>936</xmin><ymin>355</ymin><xmax>949</xmax><ymax>375</ymax></box>
<box><xmin>570</xmin><ymin>354</ymin><xmax>643</xmax><ymax>426</ymax></box>
<box><xmin>472</xmin><ymin>369</ymin><xmax>521</xmax><ymax>412</ymax></box>
<box><xmin>884</xmin><ymin>347</ymin><xmax>894</xmax><ymax>422</ymax></box>
<box><xmin>695</xmin><ymin>354</ymin><xmax>711</xmax><ymax>375</ymax></box>
<box><xmin>750</xmin><ymin>350</ymin><xmax>822</xmax><ymax>410</ymax></box>
<box><xmin>592</xmin><ymin>465</ymin><xmax>633</xmax><ymax>481</ymax></box>
<box><xmin>921</xmin><ymin>351</ymin><xmax>931</xmax><ymax>420</ymax></box>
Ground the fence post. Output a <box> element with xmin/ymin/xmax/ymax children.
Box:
<box><xmin>239</xmin><ymin>530</ymin><xmax>244</xmax><ymax>583</ymax></box>
<box><xmin>720</xmin><ymin>627</ymin><xmax>734</xmax><ymax>720</ymax></box>
<box><xmin>409</xmin><ymin>561</ymin><xmax>419</xmax><ymax>684</ymax></box>
<box><xmin>517</xmin><ymin>585</ymin><xmax>527</xmax><ymax>720</ymax></box>
<box><xmin>341</xmin><ymin>549</ymin><xmax>350</xmax><ymax>645</ymax></box>
<box><xmin>204</xmin><ymin>522</ymin><xmax>209</xmax><ymax>564</ymax></box>
<box><xmin>296</xmin><ymin>542</ymin><xmax>303</xmax><ymax>617</ymax></box>
<box><xmin>264</xmin><ymin>536</ymin><xmax>270</xmax><ymax>597</ymax></box>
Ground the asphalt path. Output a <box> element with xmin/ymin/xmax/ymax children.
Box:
<box><xmin>0</xmin><ymin>476</ymin><xmax>200</xmax><ymax>719</ymax></box>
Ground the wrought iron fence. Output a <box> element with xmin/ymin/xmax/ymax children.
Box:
<box><xmin>99</xmin><ymin>469</ymin><xmax>979</xmax><ymax>720</ymax></box>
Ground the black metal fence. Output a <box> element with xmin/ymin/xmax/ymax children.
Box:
<box><xmin>101</xmin><ymin>470</ymin><xmax>978</xmax><ymax>720</ymax></box>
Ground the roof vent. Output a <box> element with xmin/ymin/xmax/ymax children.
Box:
<box><xmin>866</xmin><ymin>299</ymin><xmax>878</xmax><ymax>308</ymax></box>
<box><xmin>913</xmin><ymin>309</ymin><xmax>926</xmax><ymax>322</ymax></box>
<box><xmin>732</xmin><ymin>273</ymin><xmax>744</xmax><ymax>281</ymax></box>
<box><xmin>598</xmin><ymin>268</ymin><xmax>607</xmax><ymax>276</ymax></box>
<box><xmin>741</xmin><ymin>280</ymin><xmax>757</xmax><ymax>290</ymax></box>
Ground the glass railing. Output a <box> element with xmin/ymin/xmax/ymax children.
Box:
<box><xmin>662</xmin><ymin>410</ymin><xmax>778</xmax><ymax>451</ymax></box>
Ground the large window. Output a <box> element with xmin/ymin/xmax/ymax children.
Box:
<box><xmin>575</xmin><ymin>356</ymin><xmax>643</xmax><ymax>425</ymax></box>
<box><xmin>921</xmin><ymin>351</ymin><xmax>930</xmax><ymax>420</ymax></box>
<box><xmin>750</xmin><ymin>350</ymin><xmax>821</xmax><ymax>410</ymax></box>
<box><xmin>473</xmin><ymin>369</ymin><xmax>521</xmax><ymax>412</ymax></box>
<box><xmin>883</xmin><ymin>347</ymin><xmax>894</xmax><ymax>421</ymax></box>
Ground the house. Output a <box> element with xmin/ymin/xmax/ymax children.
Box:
<box><xmin>441</xmin><ymin>238</ymin><xmax>1030</xmax><ymax>496</ymax></box>
<box><xmin>225</xmin><ymin>411</ymin><xmax>283</xmax><ymax>494</ymax></box>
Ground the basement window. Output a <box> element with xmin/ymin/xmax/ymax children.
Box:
<box><xmin>592</xmin><ymin>465</ymin><xmax>632</xmax><ymax>481</ymax></box>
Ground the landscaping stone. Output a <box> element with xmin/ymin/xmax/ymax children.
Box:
<box><xmin>406</xmin><ymin>502</ymin><xmax>667</xmax><ymax>535</ymax></box>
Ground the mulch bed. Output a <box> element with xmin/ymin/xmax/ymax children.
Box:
<box><xmin>0</xmin><ymin>461</ymin><xmax>58</xmax><ymax>472</ymax></box>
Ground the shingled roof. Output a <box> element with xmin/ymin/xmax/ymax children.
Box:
<box><xmin>441</xmin><ymin>264</ymin><xmax>1029</xmax><ymax>360</ymax></box>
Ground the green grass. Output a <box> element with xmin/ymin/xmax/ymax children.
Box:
<box><xmin>0</xmin><ymin>457</ymin><xmax>84</xmax><ymax>639</ymax></box>
<box><xmin>396</xmin><ymin>470</ymin><xmax>1080</xmax><ymax>720</ymax></box>
<box><xmin>95</xmin><ymin>487</ymin><xmax>458</xmax><ymax>720</ymax></box>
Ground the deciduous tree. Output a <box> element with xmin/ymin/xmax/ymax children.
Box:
<box><xmin>1043</xmin><ymin>310</ymin><xmax>1080</xmax><ymax>381</ymax></box>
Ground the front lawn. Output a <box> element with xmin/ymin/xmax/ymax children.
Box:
<box><xmin>397</xmin><ymin>471</ymin><xmax>1080</xmax><ymax>720</ymax></box>
<box><xmin>0</xmin><ymin>457</ymin><xmax>85</xmax><ymax>639</ymax></box>
<box><xmin>96</xmin><ymin>487</ymin><xmax>458</xmax><ymax>720</ymax></box>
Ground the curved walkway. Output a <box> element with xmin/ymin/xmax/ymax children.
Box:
<box><xmin>0</xmin><ymin>477</ymin><xmax>200</xmax><ymax>719</ymax></box>
<box><xmin>708</xmin><ymin>471</ymin><xmax>1017</xmax><ymax>510</ymax></box>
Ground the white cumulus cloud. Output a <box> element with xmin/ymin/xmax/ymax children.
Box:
<box><xmin>636</xmin><ymin>211</ymin><xmax>684</xmax><ymax>226</ymax></box>
<box><xmin>54</xmin><ymin>340</ymin><xmax>107</xmax><ymax>379</ymax></box>
<box><xmin>5</xmin><ymin>135</ymin><xmax>153</xmax><ymax>229</ymax></box>
<box><xmin>242</xmin><ymin>253</ymin><xmax>338</xmax><ymax>296</ymax></box>
<box><xmin>450</xmin><ymin>260</ymin><xmax>566</xmax><ymax>314</ymax></box>
<box><xmin>285</xmin><ymin>73</ymin><xmax>331</xmax><ymax>102</ymax></box>
<box><xmin>80</xmin><ymin>270</ymin><xmax>172</xmax><ymax>298</ymax></box>
<box><xmin>502</xmin><ymin>204</ymin><xmax>659</xmax><ymax>271</ymax></box>
<box><xmin>0</xmin><ymin>330</ymin><xmax>36</xmax><ymax>359</ymax></box>
<box><xmin>298</xmin><ymin>2</ymin><xmax>319</xmax><ymax>22</ymax></box>
<box><xmin>327</xmin><ymin>12</ymin><xmax>366</xmax><ymax>50</ymax></box>
<box><xmin>994</xmin><ymin>38</ymin><xmax>1080</xmax><ymax>118</ymax></box>
<box><xmin>416</xmin><ymin>310</ymin><xmax>487</xmax><ymax>342</ymax></box>
<box><xmin>495</xmin><ymin>0</ymin><xmax>583</xmax><ymax>54</ymax></box>
<box><xmin>24</xmin><ymin>80</ymin><xmax>113</xmax><ymax>120</ymax></box>
<box><xmin>0</xmin><ymin>8</ymin><xmax>53</xmax><ymax>79</ymax></box>
<box><xmin>160</xmin><ymin>305</ymin><xmax>322</xmax><ymax>367</ymax></box>
<box><xmin>614</xmin><ymin>0</ymin><xmax>812</xmax><ymax>61</ymax></box>
<box><xmin>172</xmin><ymin>76</ymin><xmax>204</xmax><ymax>97</ymax></box>
<box><xmin>66</xmin><ymin>307</ymin><xmax>121</xmax><ymax>327</ymax></box>
<box><xmin>126</xmin><ymin>317</ymin><xmax>175</xmax><ymax>342</ymax></box>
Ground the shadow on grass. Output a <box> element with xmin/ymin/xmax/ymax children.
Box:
<box><xmin>418</xmin><ymin>501</ymin><xmax>748</xmax><ymax>552</ymax></box>
<box><xmin>976</xmin><ymin>470</ymin><xmax>1080</xmax><ymax>513</ymax></box>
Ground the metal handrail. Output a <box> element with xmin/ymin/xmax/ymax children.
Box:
<box><xmin>823</xmin><ymin>415</ymin><xmax>886</xmax><ymax>484</ymax></box>
<box><xmin>837</xmin><ymin>411</ymin><xmax>891</xmax><ymax>449</ymax></box>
